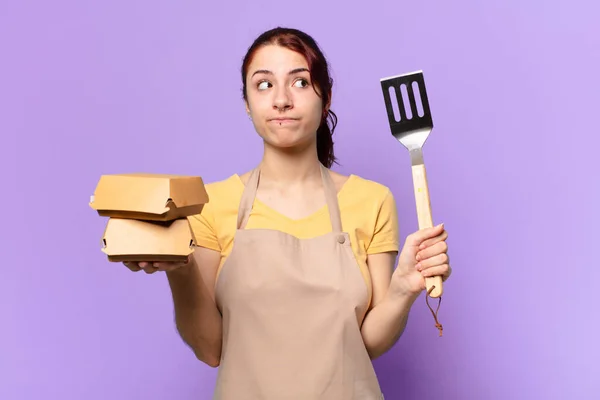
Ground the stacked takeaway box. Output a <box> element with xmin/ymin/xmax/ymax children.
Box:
<box><xmin>89</xmin><ymin>173</ymin><xmax>209</xmax><ymax>263</ymax></box>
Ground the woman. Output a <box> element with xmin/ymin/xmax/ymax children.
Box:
<box><xmin>125</xmin><ymin>27</ymin><xmax>452</xmax><ymax>399</ymax></box>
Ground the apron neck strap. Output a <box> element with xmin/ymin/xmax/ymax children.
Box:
<box><xmin>236</xmin><ymin>163</ymin><xmax>343</xmax><ymax>233</ymax></box>
<box><xmin>319</xmin><ymin>163</ymin><xmax>343</xmax><ymax>233</ymax></box>
<box><xmin>237</xmin><ymin>168</ymin><xmax>260</xmax><ymax>230</ymax></box>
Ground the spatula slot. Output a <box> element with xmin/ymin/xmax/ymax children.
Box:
<box><xmin>411</xmin><ymin>81</ymin><xmax>425</xmax><ymax>118</ymax></box>
<box><xmin>387</xmin><ymin>85</ymin><xmax>402</xmax><ymax>122</ymax></box>
<box><xmin>400</xmin><ymin>84</ymin><xmax>413</xmax><ymax>120</ymax></box>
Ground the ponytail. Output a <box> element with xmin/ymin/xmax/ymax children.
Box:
<box><xmin>316</xmin><ymin>109</ymin><xmax>338</xmax><ymax>168</ymax></box>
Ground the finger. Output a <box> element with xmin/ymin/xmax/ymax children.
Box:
<box><xmin>142</xmin><ymin>264</ymin><xmax>159</xmax><ymax>274</ymax></box>
<box><xmin>442</xmin><ymin>265</ymin><xmax>452</xmax><ymax>281</ymax></box>
<box><xmin>123</xmin><ymin>262</ymin><xmax>141</xmax><ymax>272</ymax></box>
<box><xmin>153</xmin><ymin>262</ymin><xmax>181</xmax><ymax>269</ymax></box>
<box><xmin>416</xmin><ymin>241</ymin><xmax>448</xmax><ymax>262</ymax></box>
<box><xmin>153</xmin><ymin>262</ymin><xmax>187</xmax><ymax>271</ymax></box>
<box><xmin>407</xmin><ymin>223</ymin><xmax>445</xmax><ymax>246</ymax></box>
<box><xmin>416</xmin><ymin>253</ymin><xmax>449</xmax><ymax>271</ymax></box>
<box><xmin>421</xmin><ymin>264</ymin><xmax>450</xmax><ymax>279</ymax></box>
<box><xmin>418</xmin><ymin>229</ymin><xmax>448</xmax><ymax>250</ymax></box>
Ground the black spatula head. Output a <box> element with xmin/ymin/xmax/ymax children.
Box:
<box><xmin>380</xmin><ymin>70</ymin><xmax>433</xmax><ymax>149</ymax></box>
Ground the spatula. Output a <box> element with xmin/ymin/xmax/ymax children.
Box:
<box><xmin>380</xmin><ymin>70</ymin><xmax>443</xmax><ymax>299</ymax></box>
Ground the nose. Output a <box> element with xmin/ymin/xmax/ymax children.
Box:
<box><xmin>273</xmin><ymin>85</ymin><xmax>293</xmax><ymax>111</ymax></box>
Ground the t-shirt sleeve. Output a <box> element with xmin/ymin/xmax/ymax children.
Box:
<box><xmin>366</xmin><ymin>188</ymin><xmax>399</xmax><ymax>254</ymax></box>
<box><xmin>188</xmin><ymin>199</ymin><xmax>221</xmax><ymax>252</ymax></box>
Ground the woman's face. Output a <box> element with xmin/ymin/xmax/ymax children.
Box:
<box><xmin>245</xmin><ymin>45</ymin><xmax>324</xmax><ymax>151</ymax></box>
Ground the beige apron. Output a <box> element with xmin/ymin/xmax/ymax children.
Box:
<box><xmin>213</xmin><ymin>164</ymin><xmax>384</xmax><ymax>399</ymax></box>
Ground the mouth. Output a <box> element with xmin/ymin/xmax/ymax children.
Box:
<box><xmin>268</xmin><ymin>117</ymin><xmax>300</xmax><ymax>123</ymax></box>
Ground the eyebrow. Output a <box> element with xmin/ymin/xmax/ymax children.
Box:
<box><xmin>251</xmin><ymin>67</ymin><xmax>309</xmax><ymax>78</ymax></box>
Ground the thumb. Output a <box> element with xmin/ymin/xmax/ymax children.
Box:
<box><xmin>407</xmin><ymin>223</ymin><xmax>444</xmax><ymax>246</ymax></box>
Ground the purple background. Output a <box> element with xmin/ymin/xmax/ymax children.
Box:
<box><xmin>2</xmin><ymin>1</ymin><xmax>599</xmax><ymax>399</ymax></box>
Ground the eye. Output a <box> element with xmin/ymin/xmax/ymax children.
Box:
<box><xmin>257</xmin><ymin>80</ymin><xmax>271</xmax><ymax>91</ymax></box>
<box><xmin>293</xmin><ymin>78</ymin><xmax>309</xmax><ymax>88</ymax></box>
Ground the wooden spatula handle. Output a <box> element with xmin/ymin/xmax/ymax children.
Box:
<box><xmin>411</xmin><ymin>163</ymin><xmax>443</xmax><ymax>298</ymax></box>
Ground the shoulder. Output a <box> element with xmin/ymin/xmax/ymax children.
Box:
<box><xmin>192</xmin><ymin>174</ymin><xmax>244</xmax><ymax>219</ymax></box>
<box><xmin>334</xmin><ymin>171</ymin><xmax>395</xmax><ymax>205</ymax></box>
<box><xmin>335</xmin><ymin>172</ymin><xmax>399</xmax><ymax>251</ymax></box>
<box><xmin>203</xmin><ymin>174</ymin><xmax>243</xmax><ymax>199</ymax></box>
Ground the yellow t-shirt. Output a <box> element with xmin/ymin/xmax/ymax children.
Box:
<box><xmin>188</xmin><ymin>173</ymin><xmax>399</xmax><ymax>308</ymax></box>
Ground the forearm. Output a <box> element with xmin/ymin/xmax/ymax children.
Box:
<box><xmin>360</xmin><ymin>288</ymin><xmax>420</xmax><ymax>359</ymax></box>
<box><xmin>166</xmin><ymin>260</ymin><xmax>222</xmax><ymax>367</ymax></box>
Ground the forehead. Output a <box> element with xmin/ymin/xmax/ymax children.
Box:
<box><xmin>248</xmin><ymin>45</ymin><xmax>309</xmax><ymax>74</ymax></box>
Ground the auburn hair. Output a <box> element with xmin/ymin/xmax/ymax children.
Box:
<box><xmin>241</xmin><ymin>27</ymin><xmax>338</xmax><ymax>168</ymax></box>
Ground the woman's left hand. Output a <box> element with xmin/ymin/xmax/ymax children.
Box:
<box><xmin>390</xmin><ymin>223</ymin><xmax>452</xmax><ymax>297</ymax></box>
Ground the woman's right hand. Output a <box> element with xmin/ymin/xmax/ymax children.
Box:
<box><xmin>123</xmin><ymin>256</ymin><xmax>192</xmax><ymax>274</ymax></box>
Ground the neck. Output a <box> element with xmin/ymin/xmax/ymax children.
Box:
<box><xmin>258</xmin><ymin>141</ymin><xmax>322</xmax><ymax>184</ymax></box>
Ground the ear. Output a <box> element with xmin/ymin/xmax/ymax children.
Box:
<box><xmin>244</xmin><ymin>100</ymin><xmax>251</xmax><ymax>114</ymax></box>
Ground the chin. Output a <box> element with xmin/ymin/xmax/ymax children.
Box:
<box><xmin>263</xmin><ymin>132</ymin><xmax>314</xmax><ymax>152</ymax></box>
